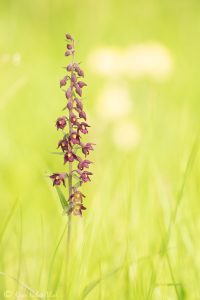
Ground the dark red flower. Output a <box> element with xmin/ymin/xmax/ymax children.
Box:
<box><xmin>78</xmin><ymin>122</ymin><xmax>90</xmax><ymax>134</ymax></box>
<box><xmin>64</xmin><ymin>150</ymin><xmax>77</xmax><ymax>163</ymax></box>
<box><xmin>78</xmin><ymin>170</ymin><xmax>93</xmax><ymax>183</ymax></box>
<box><xmin>70</xmin><ymin>190</ymin><xmax>85</xmax><ymax>203</ymax></box>
<box><xmin>69</xmin><ymin>203</ymin><xmax>86</xmax><ymax>216</ymax></box>
<box><xmin>70</xmin><ymin>114</ymin><xmax>78</xmax><ymax>125</ymax></box>
<box><xmin>69</xmin><ymin>131</ymin><xmax>80</xmax><ymax>144</ymax></box>
<box><xmin>57</xmin><ymin>138</ymin><xmax>69</xmax><ymax>152</ymax></box>
<box><xmin>56</xmin><ymin>117</ymin><xmax>67</xmax><ymax>130</ymax></box>
<box><xmin>50</xmin><ymin>33</ymin><xmax>95</xmax><ymax>217</ymax></box>
<box><xmin>50</xmin><ymin>173</ymin><xmax>67</xmax><ymax>186</ymax></box>
<box><xmin>78</xmin><ymin>160</ymin><xmax>92</xmax><ymax>170</ymax></box>
<box><xmin>81</xmin><ymin>143</ymin><xmax>95</xmax><ymax>156</ymax></box>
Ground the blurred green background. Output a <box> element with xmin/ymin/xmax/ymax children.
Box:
<box><xmin>0</xmin><ymin>0</ymin><xmax>200</xmax><ymax>299</ymax></box>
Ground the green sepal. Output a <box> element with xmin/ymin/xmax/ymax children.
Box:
<box><xmin>72</xmin><ymin>173</ymin><xmax>80</xmax><ymax>180</ymax></box>
<box><xmin>73</xmin><ymin>181</ymin><xmax>82</xmax><ymax>189</ymax></box>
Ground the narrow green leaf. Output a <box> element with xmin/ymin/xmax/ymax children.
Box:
<box><xmin>55</xmin><ymin>187</ymin><xmax>68</xmax><ymax>209</ymax></box>
<box><xmin>81</xmin><ymin>267</ymin><xmax>121</xmax><ymax>299</ymax></box>
<box><xmin>0</xmin><ymin>199</ymin><xmax>18</xmax><ymax>243</ymax></box>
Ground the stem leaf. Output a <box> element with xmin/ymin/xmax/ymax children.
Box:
<box><xmin>55</xmin><ymin>187</ymin><xmax>68</xmax><ymax>209</ymax></box>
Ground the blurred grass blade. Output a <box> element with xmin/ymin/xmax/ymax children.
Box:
<box><xmin>46</xmin><ymin>222</ymin><xmax>68</xmax><ymax>293</ymax></box>
<box><xmin>0</xmin><ymin>199</ymin><xmax>18</xmax><ymax>243</ymax></box>
<box><xmin>81</xmin><ymin>248</ymin><xmax>174</xmax><ymax>299</ymax></box>
<box><xmin>0</xmin><ymin>272</ymin><xmax>43</xmax><ymax>299</ymax></box>
<box><xmin>81</xmin><ymin>267</ymin><xmax>122</xmax><ymax>299</ymax></box>
<box><xmin>161</xmin><ymin>137</ymin><xmax>199</xmax><ymax>253</ymax></box>
<box><xmin>166</xmin><ymin>253</ymin><xmax>181</xmax><ymax>300</ymax></box>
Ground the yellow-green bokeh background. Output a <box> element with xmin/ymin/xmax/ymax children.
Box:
<box><xmin>0</xmin><ymin>1</ymin><xmax>200</xmax><ymax>299</ymax></box>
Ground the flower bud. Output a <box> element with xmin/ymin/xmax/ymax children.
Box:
<box><xmin>71</xmin><ymin>74</ymin><xmax>77</xmax><ymax>83</ymax></box>
<box><xmin>67</xmin><ymin>64</ymin><xmax>73</xmax><ymax>72</ymax></box>
<box><xmin>65</xmin><ymin>50</ymin><xmax>71</xmax><ymax>56</ymax></box>
<box><xmin>67</xmin><ymin>44</ymin><xmax>73</xmax><ymax>50</ymax></box>
<box><xmin>79</xmin><ymin>110</ymin><xmax>86</xmax><ymax>120</ymax></box>
<box><xmin>75</xmin><ymin>98</ymin><xmax>83</xmax><ymax>110</ymax></box>
<box><xmin>78</xmin><ymin>81</ymin><xmax>87</xmax><ymax>88</ymax></box>
<box><xmin>66</xmin><ymin>87</ymin><xmax>72</xmax><ymax>99</ymax></box>
<box><xmin>66</xmin><ymin>34</ymin><xmax>73</xmax><ymax>40</ymax></box>
<box><xmin>67</xmin><ymin>101</ymin><xmax>73</xmax><ymax>110</ymax></box>
<box><xmin>60</xmin><ymin>76</ymin><xmax>67</xmax><ymax>88</ymax></box>
<box><xmin>75</xmin><ymin>85</ymin><xmax>82</xmax><ymax>97</ymax></box>
<box><xmin>74</xmin><ymin>64</ymin><xmax>80</xmax><ymax>72</ymax></box>
<box><xmin>78</xmin><ymin>69</ymin><xmax>84</xmax><ymax>77</ymax></box>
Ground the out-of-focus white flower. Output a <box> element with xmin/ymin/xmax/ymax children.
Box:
<box><xmin>0</xmin><ymin>53</ymin><xmax>22</xmax><ymax>66</ymax></box>
<box><xmin>12</xmin><ymin>53</ymin><xmax>21</xmax><ymax>66</ymax></box>
<box><xmin>0</xmin><ymin>54</ymin><xmax>10</xmax><ymax>64</ymax></box>
<box><xmin>88</xmin><ymin>48</ymin><xmax>123</xmax><ymax>76</ymax></box>
<box><xmin>88</xmin><ymin>43</ymin><xmax>173</xmax><ymax>80</ymax></box>
<box><xmin>124</xmin><ymin>43</ymin><xmax>173</xmax><ymax>80</ymax></box>
<box><xmin>113</xmin><ymin>120</ymin><xmax>140</xmax><ymax>150</ymax></box>
<box><xmin>97</xmin><ymin>83</ymin><xmax>132</xmax><ymax>120</ymax></box>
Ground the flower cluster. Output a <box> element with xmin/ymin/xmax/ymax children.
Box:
<box><xmin>50</xmin><ymin>34</ymin><xmax>94</xmax><ymax>216</ymax></box>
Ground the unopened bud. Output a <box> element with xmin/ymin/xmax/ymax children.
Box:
<box><xmin>71</xmin><ymin>74</ymin><xmax>77</xmax><ymax>83</ymax></box>
<box><xmin>79</xmin><ymin>110</ymin><xmax>86</xmax><ymax>120</ymax></box>
<box><xmin>78</xmin><ymin>81</ymin><xmax>87</xmax><ymax>88</ymax></box>
<box><xmin>66</xmin><ymin>87</ymin><xmax>72</xmax><ymax>99</ymax></box>
<box><xmin>66</xmin><ymin>34</ymin><xmax>73</xmax><ymax>40</ymax></box>
<box><xmin>75</xmin><ymin>85</ymin><xmax>82</xmax><ymax>97</ymax></box>
<box><xmin>78</xmin><ymin>69</ymin><xmax>84</xmax><ymax>77</ymax></box>
<box><xmin>75</xmin><ymin>98</ymin><xmax>83</xmax><ymax>110</ymax></box>
<box><xmin>67</xmin><ymin>64</ymin><xmax>73</xmax><ymax>72</ymax></box>
<box><xmin>67</xmin><ymin>44</ymin><xmax>73</xmax><ymax>50</ymax></box>
<box><xmin>65</xmin><ymin>50</ymin><xmax>71</xmax><ymax>56</ymax></box>
<box><xmin>67</xmin><ymin>101</ymin><xmax>73</xmax><ymax>110</ymax></box>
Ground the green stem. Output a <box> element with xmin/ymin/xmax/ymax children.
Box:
<box><xmin>65</xmin><ymin>37</ymin><xmax>75</xmax><ymax>298</ymax></box>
